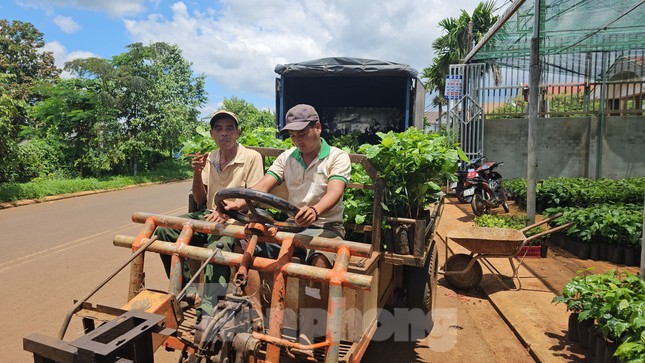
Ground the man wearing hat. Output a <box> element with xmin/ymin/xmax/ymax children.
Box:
<box><xmin>224</xmin><ymin>103</ymin><xmax>351</xmax><ymax>355</ymax></box>
<box><xmin>154</xmin><ymin>109</ymin><xmax>264</xmax><ymax>322</ymax></box>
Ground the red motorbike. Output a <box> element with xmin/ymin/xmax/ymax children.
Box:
<box><xmin>467</xmin><ymin>161</ymin><xmax>509</xmax><ymax>216</ymax></box>
<box><xmin>453</xmin><ymin>156</ymin><xmax>484</xmax><ymax>203</ymax></box>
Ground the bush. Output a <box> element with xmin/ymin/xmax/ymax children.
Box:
<box><xmin>16</xmin><ymin>137</ymin><xmax>67</xmax><ymax>182</ymax></box>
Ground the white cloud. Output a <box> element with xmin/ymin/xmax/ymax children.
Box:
<box><xmin>122</xmin><ymin>0</ymin><xmax>501</xmax><ymax>108</ymax></box>
<box><xmin>54</xmin><ymin>15</ymin><xmax>80</xmax><ymax>33</ymax></box>
<box><xmin>20</xmin><ymin>0</ymin><xmax>147</xmax><ymax>17</ymax></box>
<box><xmin>43</xmin><ymin>41</ymin><xmax>97</xmax><ymax>78</ymax></box>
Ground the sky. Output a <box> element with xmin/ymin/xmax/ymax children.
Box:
<box><xmin>2</xmin><ymin>0</ymin><xmax>512</xmax><ymax>119</ymax></box>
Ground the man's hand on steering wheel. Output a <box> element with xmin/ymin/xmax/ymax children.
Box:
<box><xmin>215</xmin><ymin>188</ymin><xmax>304</xmax><ymax>232</ymax></box>
<box><xmin>204</xmin><ymin>209</ymin><xmax>229</xmax><ymax>223</ymax></box>
<box><xmin>294</xmin><ymin>206</ymin><xmax>317</xmax><ymax>227</ymax></box>
<box><xmin>222</xmin><ymin>199</ymin><xmax>246</xmax><ymax>213</ymax></box>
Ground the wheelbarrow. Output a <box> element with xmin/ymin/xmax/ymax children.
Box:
<box><xmin>440</xmin><ymin>213</ymin><xmax>572</xmax><ymax>290</ymax></box>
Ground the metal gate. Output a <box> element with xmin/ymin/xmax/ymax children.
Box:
<box><xmin>446</xmin><ymin>63</ymin><xmax>487</xmax><ymax>161</ymax></box>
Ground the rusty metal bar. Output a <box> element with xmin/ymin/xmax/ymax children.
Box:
<box><xmin>325</xmin><ymin>246</ymin><xmax>350</xmax><ymax>363</ymax></box>
<box><xmin>265</xmin><ymin>236</ymin><xmax>296</xmax><ymax>363</ymax></box>
<box><xmin>233</xmin><ymin>230</ymin><xmax>259</xmax><ymax>291</ymax></box>
<box><xmin>113</xmin><ymin>236</ymin><xmax>372</xmax><ymax>290</ymax></box>
<box><xmin>168</xmin><ymin>225</ymin><xmax>195</xmax><ymax>296</ymax></box>
<box><xmin>58</xmin><ymin>235</ymin><xmax>158</xmax><ymax>340</ymax></box>
<box><xmin>127</xmin><ymin>218</ymin><xmax>156</xmax><ymax>300</ymax></box>
<box><xmin>130</xmin><ymin>212</ymin><xmax>372</xmax><ymax>257</ymax></box>
<box><xmin>119</xmin><ymin>212</ymin><xmax>375</xmax><ymax>362</ymax></box>
<box><xmin>280</xmin><ymin>232</ymin><xmax>371</xmax><ymax>257</ymax></box>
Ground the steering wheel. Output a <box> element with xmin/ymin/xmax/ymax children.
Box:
<box><xmin>214</xmin><ymin>188</ymin><xmax>305</xmax><ymax>232</ymax></box>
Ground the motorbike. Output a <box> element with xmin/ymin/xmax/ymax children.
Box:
<box><xmin>467</xmin><ymin>161</ymin><xmax>510</xmax><ymax>216</ymax></box>
<box><xmin>454</xmin><ymin>156</ymin><xmax>484</xmax><ymax>203</ymax></box>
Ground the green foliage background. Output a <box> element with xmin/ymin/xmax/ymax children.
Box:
<box><xmin>1</xmin><ymin>20</ymin><xmax>206</xmax><ymax>183</ymax></box>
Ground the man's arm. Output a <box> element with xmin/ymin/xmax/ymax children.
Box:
<box><xmin>250</xmin><ymin>173</ymin><xmax>280</xmax><ymax>193</ymax></box>
<box><xmin>295</xmin><ymin>179</ymin><xmax>346</xmax><ymax>226</ymax></box>
<box><xmin>191</xmin><ymin>154</ymin><xmax>209</xmax><ymax>206</ymax></box>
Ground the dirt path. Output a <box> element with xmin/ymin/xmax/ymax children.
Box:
<box><xmin>362</xmin><ymin>198</ymin><xmax>534</xmax><ymax>362</ymax></box>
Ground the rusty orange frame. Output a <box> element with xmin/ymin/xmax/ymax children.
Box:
<box><xmin>119</xmin><ymin>212</ymin><xmax>373</xmax><ymax>363</ymax></box>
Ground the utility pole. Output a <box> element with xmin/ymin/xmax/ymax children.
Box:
<box><xmin>526</xmin><ymin>0</ymin><xmax>541</xmax><ymax>224</ymax></box>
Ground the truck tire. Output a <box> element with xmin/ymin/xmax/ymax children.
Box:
<box><xmin>405</xmin><ymin>241</ymin><xmax>438</xmax><ymax>319</ymax></box>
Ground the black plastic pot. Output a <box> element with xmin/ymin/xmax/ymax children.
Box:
<box><xmin>571</xmin><ymin>239</ymin><xmax>582</xmax><ymax>256</ymax></box>
<box><xmin>607</xmin><ymin>245</ymin><xmax>625</xmax><ymax>265</ymax></box>
<box><xmin>594</xmin><ymin>336</ymin><xmax>606</xmax><ymax>363</ymax></box>
<box><xmin>587</xmin><ymin>325</ymin><xmax>598</xmax><ymax>358</ymax></box>
<box><xmin>577</xmin><ymin>243</ymin><xmax>591</xmax><ymax>259</ymax></box>
<box><xmin>590</xmin><ymin>243</ymin><xmax>608</xmax><ymax>261</ymax></box>
<box><xmin>603</xmin><ymin>341</ymin><xmax>618</xmax><ymax>363</ymax></box>
<box><xmin>567</xmin><ymin>313</ymin><xmax>579</xmax><ymax>342</ymax></box>
<box><xmin>550</xmin><ymin>232</ymin><xmax>565</xmax><ymax>248</ymax></box>
<box><xmin>577</xmin><ymin>318</ymin><xmax>594</xmax><ymax>349</ymax></box>
<box><xmin>623</xmin><ymin>245</ymin><xmax>641</xmax><ymax>266</ymax></box>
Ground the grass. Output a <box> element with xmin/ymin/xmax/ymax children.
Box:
<box><xmin>0</xmin><ymin>159</ymin><xmax>192</xmax><ymax>203</ymax></box>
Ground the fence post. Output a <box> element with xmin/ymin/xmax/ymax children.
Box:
<box><xmin>526</xmin><ymin>0</ymin><xmax>541</xmax><ymax>224</ymax></box>
<box><xmin>640</xmin><ymin>194</ymin><xmax>644</xmax><ymax>279</ymax></box>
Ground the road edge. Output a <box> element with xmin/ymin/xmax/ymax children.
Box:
<box><xmin>0</xmin><ymin>180</ymin><xmax>189</xmax><ymax>210</ymax></box>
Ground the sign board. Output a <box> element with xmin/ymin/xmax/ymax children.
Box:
<box><xmin>444</xmin><ymin>75</ymin><xmax>463</xmax><ymax>100</ymax></box>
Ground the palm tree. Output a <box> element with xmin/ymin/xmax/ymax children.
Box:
<box><xmin>422</xmin><ymin>1</ymin><xmax>500</xmax><ymax>121</ymax></box>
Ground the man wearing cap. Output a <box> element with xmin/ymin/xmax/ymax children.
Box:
<box><xmin>154</xmin><ymin>110</ymin><xmax>264</xmax><ymax>322</ymax></box>
<box><xmin>224</xmin><ymin>103</ymin><xmax>351</xmax><ymax>355</ymax></box>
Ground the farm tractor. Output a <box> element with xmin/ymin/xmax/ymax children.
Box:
<box><xmin>23</xmin><ymin>58</ymin><xmax>443</xmax><ymax>363</ymax></box>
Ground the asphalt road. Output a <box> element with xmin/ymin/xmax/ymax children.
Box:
<box><xmin>0</xmin><ymin>181</ymin><xmax>190</xmax><ymax>362</ymax></box>
<box><xmin>1</xmin><ymin>182</ymin><xmax>533</xmax><ymax>363</ymax></box>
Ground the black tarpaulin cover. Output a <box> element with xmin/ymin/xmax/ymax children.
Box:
<box><xmin>274</xmin><ymin>57</ymin><xmax>418</xmax><ymax>78</ymax></box>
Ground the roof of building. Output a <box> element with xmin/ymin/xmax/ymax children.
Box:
<box><xmin>465</xmin><ymin>0</ymin><xmax>645</xmax><ymax>62</ymax></box>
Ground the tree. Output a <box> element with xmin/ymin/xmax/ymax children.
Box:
<box><xmin>64</xmin><ymin>42</ymin><xmax>206</xmax><ymax>175</ymax></box>
<box><xmin>0</xmin><ymin>20</ymin><xmax>60</xmax><ymax>182</ymax></box>
<box><xmin>220</xmin><ymin>96</ymin><xmax>275</xmax><ymax>132</ymax></box>
<box><xmin>112</xmin><ymin>42</ymin><xmax>206</xmax><ymax>174</ymax></box>
<box><xmin>0</xmin><ymin>74</ymin><xmax>28</xmax><ymax>182</ymax></box>
<box><xmin>30</xmin><ymin>77</ymin><xmax>124</xmax><ymax>177</ymax></box>
<box><xmin>0</xmin><ymin>20</ymin><xmax>60</xmax><ymax>102</ymax></box>
<box><xmin>422</xmin><ymin>1</ymin><xmax>499</xmax><ymax>119</ymax></box>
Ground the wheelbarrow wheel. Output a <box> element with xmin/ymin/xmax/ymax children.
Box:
<box><xmin>445</xmin><ymin>253</ymin><xmax>483</xmax><ymax>290</ymax></box>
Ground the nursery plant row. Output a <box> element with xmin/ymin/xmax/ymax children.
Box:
<box><xmin>554</xmin><ymin>269</ymin><xmax>645</xmax><ymax>363</ymax></box>
<box><xmin>505</xmin><ymin>178</ymin><xmax>643</xmax><ymax>251</ymax></box>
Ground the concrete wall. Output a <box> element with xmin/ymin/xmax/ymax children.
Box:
<box><xmin>483</xmin><ymin>116</ymin><xmax>645</xmax><ymax>180</ymax></box>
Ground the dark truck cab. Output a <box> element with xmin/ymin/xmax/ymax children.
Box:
<box><xmin>274</xmin><ymin>57</ymin><xmax>426</xmax><ymax>143</ymax></box>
